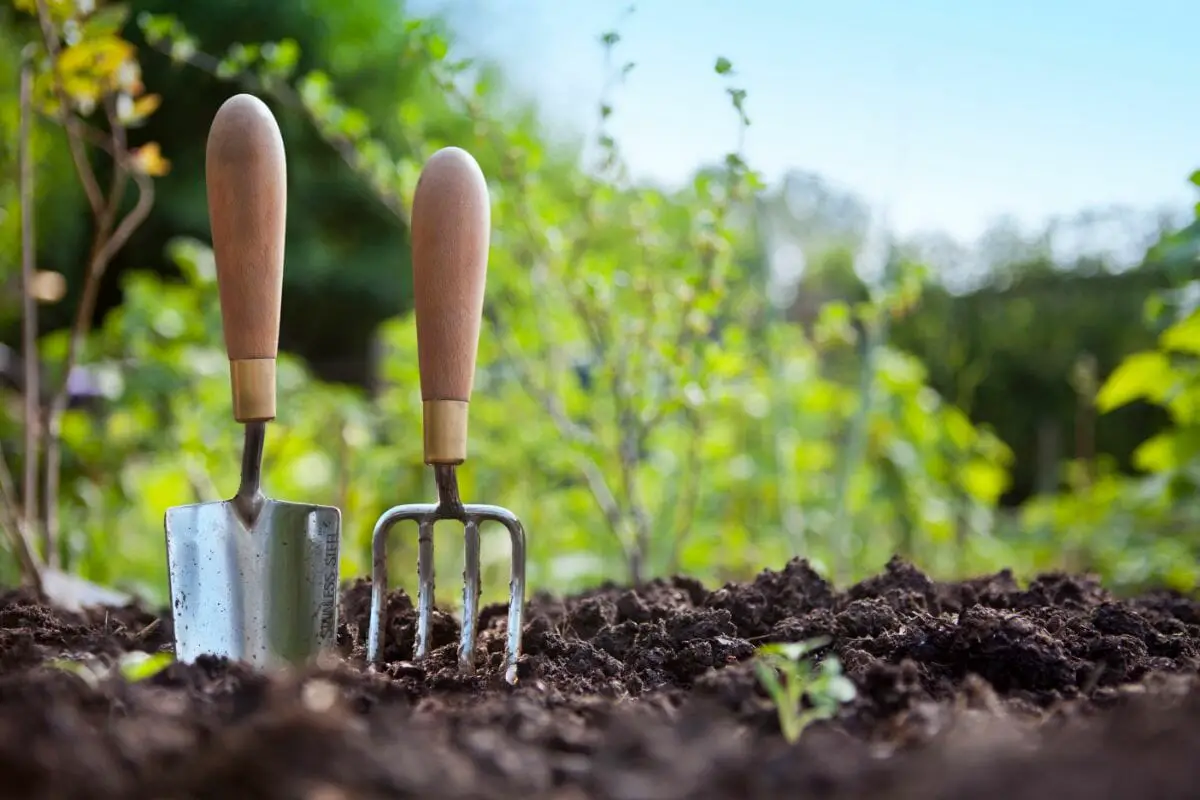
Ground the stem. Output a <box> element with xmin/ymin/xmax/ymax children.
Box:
<box><xmin>0</xmin><ymin>443</ymin><xmax>44</xmax><ymax>593</ymax></box>
<box><xmin>829</xmin><ymin>241</ymin><xmax>896</xmax><ymax>585</ymax></box>
<box><xmin>9</xmin><ymin>52</ymin><xmax>45</xmax><ymax>590</ymax></box>
<box><xmin>665</xmin><ymin>410</ymin><xmax>703</xmax><ymax>574</ymax></box>
<box><xmin>42</xmin><ymin>138</ymin><xmax>154</xmax><ymax>567</ymax></box>
<box><xmin>19</xmin><ymin>48</ymin><xmax>42</xmax><ymax>561</ymax></box>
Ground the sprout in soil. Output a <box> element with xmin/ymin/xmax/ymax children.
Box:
<box><xmin>753</xmin><ymin>636</ymin><xmax>856</xmax><ymax>743</ymax></box>
<box><xmin>48</xmin><ymin>651</ymin><xmax>175</xmax><ymax>688</ymax></box>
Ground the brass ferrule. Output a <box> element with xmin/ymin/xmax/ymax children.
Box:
<box><xmin>423</xmin><ymin>399</ymin><xmax>469</xmax><ymax>464</ymax></box>
<box><xmin>230</xmin><ymin>358</ymin><xmax>276</xmax><ymax>423</ymax></box>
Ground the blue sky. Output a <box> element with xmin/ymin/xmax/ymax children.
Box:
<box><xmin>416</xmin><ymin>0</ymin><xmax>1198</xmax><ymax>244</ymax></box>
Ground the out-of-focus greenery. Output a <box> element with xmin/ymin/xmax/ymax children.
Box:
<box><xmin>0</xmin><ymin>0</ymin><xmax>1197</xmax><ymax>606</ymax></box>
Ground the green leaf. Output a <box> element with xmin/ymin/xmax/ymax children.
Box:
<box><xmin>1162</xmin><ymin>311</ymin><xmax>1200</xmax><ymax>355</ymax></box>
<box><xmin>759</xmin><ymin>637</ymin><xmax>829</xmax><ymax>661</ymax></box>
<box><xmin>1134</xmin><ymin>428</ymin><xmax>1200</xmax><ymax>473</ymax></box>
<box><xmin>82</xmin><ymin>4</ymin><xmax>130</xmax><ymax>38</ymax></box>
<box><xmin>1190</xmin><ymin>169</ymin><xmax>1200</xmax><ymax>188</ymax></box>
<box><xmin>426</xmin><ymin>33</ymin><xmax>449</xmax><ymax>61</ymax></box>
<box><xmin>1133</xmin><ymin>431</ymin><xmax>1177</xmax><ymax>473</ymax></box>
<box><xmin>1095</xmin><ymin>351</ymin><xmax>1172</xmax><ymax>412</ymax></box>
<box><xmin>960</xmin><ymin>459</ymin><xmax>1009</xmax><ymax>504</ymax></box>
<box><xmin>262</xmin><ymin>38</ymin><xmax>300</xmax><ymax>77</ymax></box>
<box><xmin>714</xmin><ymin>56</ymin><xmax>733</xmax><ymax>75</ymax></box>
<box><xmin>119</xmin><ymin>651</ymin><xmax>174</xmax><ymax>682</ymax></box>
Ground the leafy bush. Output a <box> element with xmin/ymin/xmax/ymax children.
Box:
<box><xmin>1017</xmin><ymin>174</ymin><xmax>1200</xmax><ymax>592</ymax></box>
<box><xmin>7</xmin><ymin>0</ymin><xmax>1198</xmax><ymax>608</ymax></box>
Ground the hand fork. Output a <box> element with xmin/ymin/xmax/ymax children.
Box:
<box><xmin>366</xmin><ymin>146</ymin><xmax>527</xmax><ymax>685</ymax></box>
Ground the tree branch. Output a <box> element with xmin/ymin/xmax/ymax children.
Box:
<box><xmin>43</xmin><ymin>140</ymin><xmax>155</xmax><ymax>567</ymax></box>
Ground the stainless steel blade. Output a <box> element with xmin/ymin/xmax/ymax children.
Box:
<box><xmin>164</xmin><ymin>497</ymin><xmax>341</xmax><ymax>669</ymax></box>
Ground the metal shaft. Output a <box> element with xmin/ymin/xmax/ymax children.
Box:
<box><xmin>232</xmin><ymin>421</ymin><xmax>266</xmax><ymax>526</ymax></box>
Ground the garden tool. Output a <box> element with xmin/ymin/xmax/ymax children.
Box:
<box><xmin>164</xmin><ymin>94</ymin><xmax>342</xmax><ymax>669</ymax></box>
<box><xmin>365</xmin><ymin>146</ymin><xmax>527</xmax><ymax>685</ymax></box>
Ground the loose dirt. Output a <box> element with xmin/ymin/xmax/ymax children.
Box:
<box><xmin>2</xmin><ymin>555</ymin><xmax>1199</xmax><ymax>799</ymax></box>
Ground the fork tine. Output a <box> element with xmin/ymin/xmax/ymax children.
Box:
<box><xmin>414</xmin><ymin>517</ymin><xmax>436</xmax><ymax>661</ymax></box>
<box><xmin>367</xmin><ymin>505</ymin><xmax>401</xmax><ymax>664</ymax></box>
<box><xmin>365</xmin><ymin>501</ymin><xmax>525</xmax><ymax>684</ymax></box>
<box><xmin>493</xmin><ymin>510</ymin><xmax>527</xmax><ymax>685</ymax></box>
<box><xmin>459</xmin><ymin>518</ymin><xmax>482</xmax><ymax>674</ymax></box>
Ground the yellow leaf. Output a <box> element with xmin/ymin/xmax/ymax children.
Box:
<box><xmin>56</xmin><ymin>35</ymin><xmax>136</xmax><ymax>103</ymax></box>
<box><xmin>131</xmin><ymin>142</ymin><xmax>170</xmax><ymax>176</ymax></box>
<box><xmin>132</xmin><ymin>93</ymin><xmax>160</xmax><ymax>117</ymax></box>
<box><xmin>58</xmin><ymin>35</ymin><xmax>135</xmax><ymax>75</ymax></box>
<box><xmin>117</xmin><ymin>92</ymin><xmax>160</xmax><ymax>124</ymax></box>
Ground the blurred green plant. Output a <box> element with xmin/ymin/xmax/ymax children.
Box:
<box><xmin>29</xmin><ymin>0</ymin><xmax>1200</xmax><ymax>611</ymax></box>
<box><xmin>753</xmin><ymin>637</ymin><xmax>856</xmax><ymax>743</ymax></box>
<box><xmin>48</xmin><ymin>649</ymin><xmax>173</xmax><ymax>686</ymax></box>
<box><xmin>1017</xmin><ymin>172</ymin><xmax>1200</xmax><ymax>592</ymax></box>
<box><xmin>0</xmin><ymin>0</ymin><xmax>169</xmax><ymax>591</ymax></box>
<box><xmin>113</xmin><ymin>12</ymin><xmax>1014</xmax><ymax>600</ymax></box>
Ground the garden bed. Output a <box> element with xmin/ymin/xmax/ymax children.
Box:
<box><xmin>1</xmin><ymin>555</ymin><xmax>1199</xmax><ymax>799</ymax></box>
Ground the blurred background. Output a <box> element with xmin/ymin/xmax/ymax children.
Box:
<box><xmin>0</xmin><ymin>0</ymin><xmax>1197</xmax><ymax>607</ymax></box>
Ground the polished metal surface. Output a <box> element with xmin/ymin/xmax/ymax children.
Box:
<box><xmin>165</xmin><ymin>423</ymin><xmax>342</xmax><ymax>668</ymax></box>
<box><xmin>366</xmin><ymin>464</ymin><xmax>527</xmax><ymax>685</ymax></box>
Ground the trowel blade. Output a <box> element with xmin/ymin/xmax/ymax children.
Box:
<box><xmin>164</xmin><ymin>496</ymin><xmax>342</xmax><ymax>669</ymax></box>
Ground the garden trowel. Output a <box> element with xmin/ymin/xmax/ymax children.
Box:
<box><xmin>164</xmin><ymin>93</ymin><xmax>342</xmax><ymax>669</ymax></box>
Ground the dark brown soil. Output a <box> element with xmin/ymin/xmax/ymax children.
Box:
<box><xmin>3</xmin><ymin>555</ymin><xmax>1200</xmax><ymax>799</ymax></box>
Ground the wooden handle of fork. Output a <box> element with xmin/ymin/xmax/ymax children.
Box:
<box><xmin>206</xmin><ymin>93</ymin><xmax>287</xmax><ymax>424</ymax></box>
<box><xmin>410</xmin><ymin>146</ymin><xmax>490</xmax><ymax>465</ymax></box>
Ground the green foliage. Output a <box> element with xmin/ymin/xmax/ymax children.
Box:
<box><xmin>753</xmin><ymin>637</ymin><xmax>856</xmax><ymax>743</ymax></box>
<box><xmin>0</xmin><ymin>6</ymin><xmax>1027</xmax><ymax>605</ymax></box>
<box><xmin>1015</xmin><ymin>178</ymin><xmax>1200</xmax><ymax>593</ymax></box>
<box><xmin>4</xmin><ymin>0</ymin><xmax>1198</xmax><ymax>610</ymax></box>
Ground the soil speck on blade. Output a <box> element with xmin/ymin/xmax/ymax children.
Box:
<box><xmin>3</xmin><ymin>557</ymin><xmax>1200</xmax><ymax>798</ymax></box>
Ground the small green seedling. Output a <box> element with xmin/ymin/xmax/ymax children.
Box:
<box><xmin>48</xmin><ymin>651</ymin><xmax>175</xmax><ymax>688</ymax></box>
<box><xmin>753</xmin><ymin>636</ymin><xmax>856</xmax><ymax>743</ymax></box>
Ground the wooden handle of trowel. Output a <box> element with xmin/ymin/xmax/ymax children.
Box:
<box><xmin>410</xmin><ymin>146</ymin><xmax>490</xmax><ymax>465</ymax></box>
<box><xmin>206</xmin><ymin>93</ymin><xmax>287</xmax><ymax>424</ymax></box>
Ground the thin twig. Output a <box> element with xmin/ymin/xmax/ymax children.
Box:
<box><xmin>43</xmin><ymin>168</ymin><xmax>155</xmax><ymax>564</ymax></box>
<box><xmin>666</xmin><ymin>410</ymin><xmax>704</xmax><ymax>574</ymax></box>
<box><xmin>0</xmin><ymin>440</ymin><xmax>44</xmax><ymax>593</ymax></box>
<box><xmin>12</xmin><ymin>52</ymin><xmax>45</xmax><ymax>591</ymax></box>
<box><xmin>19</xmin><ymin>47</ymin><xmax>42</xmax><ymax>567</ymax></box>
